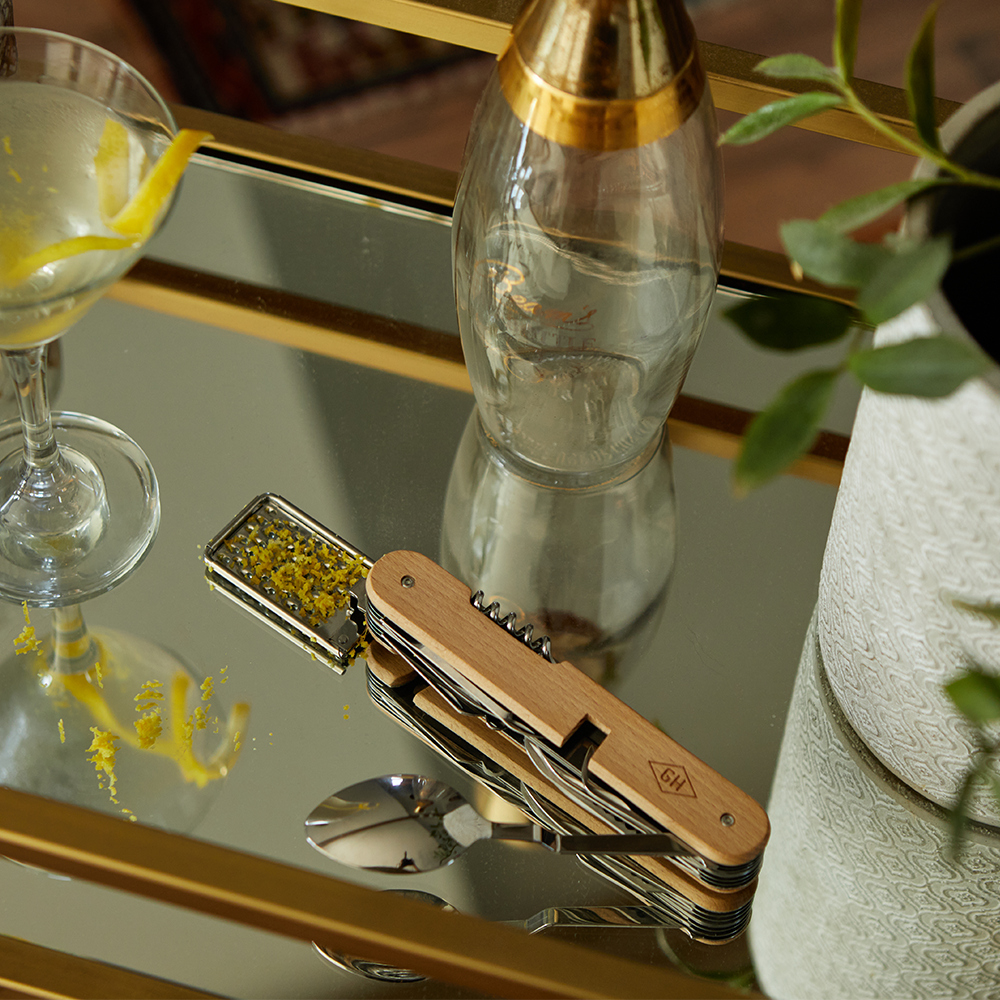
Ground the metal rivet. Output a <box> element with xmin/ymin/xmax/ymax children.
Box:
<box><xmin>720</xmin><ymin>813</ymin><xmax>735</xmax><ymax>827</ymax></box>
<box><xmin>401</xmin><ymin>575</ymin><xmax>415</xmax><ymax>588</ymax></box>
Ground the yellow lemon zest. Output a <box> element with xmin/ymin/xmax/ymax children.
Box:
<box><xmin>134</xmin><ymin>710</ymin><xmax>162</xmax><ymax>749</ymax></box>
<box><xmin>0</xmin><ymin>127</ymin><xmax>211</xmax><ymax>286</ymax></box>
<box><xmin>94</xmin><ymin>119</ymin><xmax>134</xmax><ymax>222</ymax></box>
<box><xmin>108</xmin><ymin>128</ymin><xmax>212</xmax><ymax>240</ymax></box>
<box><xmin>14</xmin><ymin>601</ymin><xmax>41</xmax><ymax>655</ymax></box>
<box><xmin>86</xmin><ymin>727</ymin><xmax>119</xmax><ymax>803</ymax></box>
<box><xmin>62</xmin><ymin>670</ymin><xmax>247</xmax><ymax>789</ymax></box>
<box><xmin>3</xmin><ymin>234</ymin><xmax>136</xmax><ymax>285</ymax></box>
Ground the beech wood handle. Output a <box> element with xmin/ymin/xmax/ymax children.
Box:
<box><xmin>366</xmin><ymin>551</ymin><xmax>769</xmax><ymax>867</ymax></box>
<box><xmin>367</xmin><ymin>642</ymin><xmax>757</xmax><ymax>916</ymax></box>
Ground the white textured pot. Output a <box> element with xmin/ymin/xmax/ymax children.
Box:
<box><xmin>750</xmin><ymin>614</ymin><xmax>1000</xmax><ymax>999</ymax></box>
<box><xmin>817</xmin><ymin>81</ymin><xmax>1000</xmax><ymax>825</ymax></box>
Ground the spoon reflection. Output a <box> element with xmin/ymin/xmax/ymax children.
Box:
<box><xmin>311</xmin><ymin>889</ymin><xmax>680</xmax><ymax>983</ymax></box>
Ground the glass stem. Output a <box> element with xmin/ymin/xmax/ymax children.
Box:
<box><xmin>3</xmin><ymin>346</ymin><xmax>59</xmax><ymax>470</ymax></box>
<box><xmin>50</xmin><ymin>603</ymin><xmax>100</xmax><ymax>676</ymax></box>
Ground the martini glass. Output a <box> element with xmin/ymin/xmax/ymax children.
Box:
<box><xmin>0</xmin><ymin>27</ymin><xmax>180</xmax><ymax>606</ymax></box>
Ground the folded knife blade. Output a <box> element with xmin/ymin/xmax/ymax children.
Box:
<box><xmin>204</xmin><ymin>494</ymin><xmax>769</xmax><ymax>888</ymax></box>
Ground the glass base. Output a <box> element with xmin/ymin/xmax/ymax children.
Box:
<box><xmin>0</xmin><ymin>412</ymin><xmax>159</xmax><ymax>607</ymax></box>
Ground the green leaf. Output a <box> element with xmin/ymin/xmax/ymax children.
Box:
<box><xmin>725</xmin><ymin>294</ymin><xmax>854</xmax><ymax>351</ymax></box>
<box><xmin>854</xmin><ymin>235</ymin><xmax>952</xmax><ymax>325</ymax></box>
<box><xmin>987</xmin><ymin>769</ymin><xmax>1000</xmax><ymax>809</ymax></box>
<box><xmin>754</xmin><ymin>54</ymin><xmax>838</xmax><ymax>83</ymax></box>
<box><xmin>834</xmin><ymin>0</ymin><xmax>864</xmax><ymax>79</ymax></box>
<box><xmin>906</xmin><ymin>2</ymin><xmax>941</xmax><ymax>151</ymax></box>
<box><xmin>734</xmin><ymin>369</ymin><xmax>839</xmax><ymax>493</ymax></box>
<box><xmin>952</xmin><ymin>598</ymin><xmax>1000</xmax><ymax>623</ymax></box>
<box><xmin>946</xmin><ymin>668</ymin><xmax>1000</xmax><ymax>725</ymax></box>
<box><xmin>780</xmin><ymin>219</ymin><xmax>889</xmax><ymax>287</ymax></box>
<box><xmin>849</xmin><ymin>334</ymin><xmax>990</xmax><ymax>397</ymax></box>
<box><xmin>819</xmin><ymin>178</ymin><xmax>948</xmax><ymax>234</ymax></box>
<box><xmin>719</xmin><ymin>92</ymin><xmax>845</xmax><ymax>146</ymax></box>
<box><xmin>948</xmin><ymin>764</ymin><xmax>980</xmax><ymax>857</ymax></box>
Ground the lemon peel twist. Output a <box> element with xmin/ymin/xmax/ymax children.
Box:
<box><xmin>1</xmin><ymin>124</ymin><xmax>212</xmax><ymax>286</ymax></box>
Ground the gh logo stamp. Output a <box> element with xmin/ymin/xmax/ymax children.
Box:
<box><xmin>650</xmin><ymin>761</ymin><xmax>697</xmax><ymax>797</ymax></box>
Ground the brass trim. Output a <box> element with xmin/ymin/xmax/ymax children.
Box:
<box><xmin>699</xmin><ymin>40</ymin><xmax>960</xmax><ymax>151</ymax></box>
<box><xmin>670</xmin><ymin>395</ymin><xmax>846</xmax><ymax>487</ymax></box>
<box><xmin>0</xmin><ymin>787</ymin><xmax>749</xmax><ymax>1000</ymax></box>
<box><xmin>497</xmin><ymin>35</ymin><xmax>705</xmax><ymax>149</ymax></box>
<box><xmin>110</xmin><ymin>258</ymin><xmax>844</xmax><ymax>483</ymax></box>
<box><xmin>0</xmin><ymin>936</ymin><xmax>223</xmax><ymax>1000</ymax></box>
<box><xmin>173</xmin><ymin>105</ymin><xmax>458</xmax><ymax>206</ymax></box>
<box><xmin>720</xmin><ymin>240</ymin><xmax>855</xmax><ymax>304</ymax></box>
<box><xmin>281</xmin><ymin>0</ymin><xmax>512</xmax><ymax>53</ymax></box>
<box><xmin>274</xmin><ymin>0</ymin><xmax>961</xmax><ymax>150</ymax></box>
<box><xmin>107</xmin><ymin>260</ymin><xmax>472</xmax><ymax>393</ymax></box>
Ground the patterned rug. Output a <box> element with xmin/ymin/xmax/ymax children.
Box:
<box><xmin>127</xmin><ymin>0</ymin><xmax>477</xmax><ymax>120</ymax></box>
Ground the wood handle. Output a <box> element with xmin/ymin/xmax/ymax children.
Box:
<box><xmin>365</xmin><ymin>645</ymin><xmax>755</xmax><ymax>920</ymax></box>
<box><xmin>366</xmin><ymin>551</ymin><xmax>769</xmax><ymax>867</ymax></box>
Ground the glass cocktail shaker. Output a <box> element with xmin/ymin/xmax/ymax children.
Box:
<box><xmin>453</xmin><ymin>0</ymin><xmax>723</xmax><ymax>482</ymax></box>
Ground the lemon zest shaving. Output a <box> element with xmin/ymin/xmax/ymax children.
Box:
<box><xmin>86</xmin><ymin>727</ymin><xmax>119</xmax><ymax>803</ymax></box>
<box><xmin>62</xmin><ymin>671</ymin><xmax>248</xmax><ymax>788</ymax></box>
<box><xmin>14</xmin><ymin>601</ymin><xmax>41</xmax><ymax>655</ymax></box>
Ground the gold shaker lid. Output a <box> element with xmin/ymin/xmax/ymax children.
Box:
<box><xmin>497</xmin><ymin>0</ymin><xmax>705</xmax><ymax>150</ymax></box>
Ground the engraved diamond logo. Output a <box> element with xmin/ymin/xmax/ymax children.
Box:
<box><xmin>650</xmin><ymin>761</ymin><xmax>697</xmax><ymax>797</ymax></box>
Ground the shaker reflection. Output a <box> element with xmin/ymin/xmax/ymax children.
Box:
<box><xmin>439</xmin><ymin>411</ymin><xmax>676</xmax><ymax>686</ymax></box>
<box><xmin>0</xmin><ymin>595</ymin><xmax>248</xmax><ymax>833</ymax></box>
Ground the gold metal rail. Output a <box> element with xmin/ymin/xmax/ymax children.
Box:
<box><xmin>0</xmin><ymin>935</ymin><xmax>224</xmax><ymax>1000</ymax></box>
<box><xmin>274</xmin><ymin>0</ymin><xmax>961</xmax><ymax>149</ymax></box>
<box><xmin>0</xmin><ymin>787</ymin><xmax>750</xmax><ymax>1000</ymax></box>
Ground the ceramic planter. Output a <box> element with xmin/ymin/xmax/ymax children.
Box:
<box><xmin>750</xmin><ymin>614</ymin><xmax>1000</xmax><ymax>999</ymax></box>
<box><xmin>817</xmin><ymin>81</ymin><xmax>1000</xmax><ymax>825</ymax></box>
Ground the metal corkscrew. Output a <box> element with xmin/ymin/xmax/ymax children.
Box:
<box><xmin>469</xmin><ymin>591</ymin><xmax>554</xmax><ymax>661</ymax></box>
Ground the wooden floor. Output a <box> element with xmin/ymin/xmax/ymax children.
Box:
<box><xmin>13</xmin><ymin>0</ymin><xmax>1000</xmax><ymax>253</ymax></box>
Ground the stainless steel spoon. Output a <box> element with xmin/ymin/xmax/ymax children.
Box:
<box><xmin>304</xmin><ymin>774</ymin><xmax>681</xmax><ymax>873</ymax></box>
<box><xmin>312</xmin><ymin>889</ymin><xmax>680</xmax><ymax>983</ymax></box>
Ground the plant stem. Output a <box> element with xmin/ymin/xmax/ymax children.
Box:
<box><xmin>838</xmin><ymin>83</ymin><xmax>1000</xmax><ymax>192</ymax></box>
<box><xmin>952</xmin><ymin>232</ymin><xmax>1000</xmax><ymax>263</ymax></box>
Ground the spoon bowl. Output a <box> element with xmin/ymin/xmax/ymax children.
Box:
<box><xmin>305</xmin><ymin>773</ymin><xmax>687</xmax><ymax>875</ymax></box>
<box><xmin>313</xmin><ymin>889</ymin><xmax>456</xmax><ymax>983</ymax></box>
<box><xmin>304</xmin><ymin>774</ymin><xmax>493</xmax><ymax>874</ymax></box>
<box><xmin>311</xmin><ymin>888</ymin><xmax>680</xmax><ymax>983</ymax></box>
